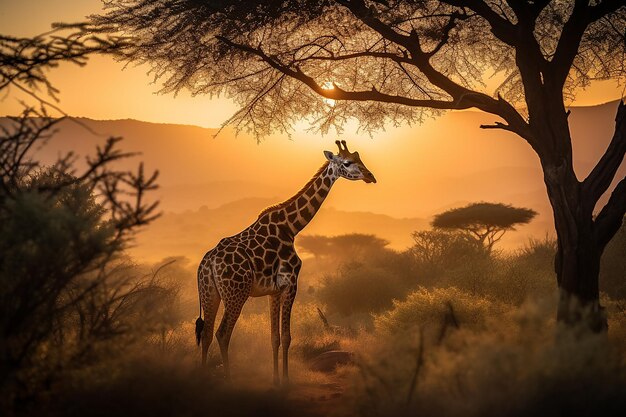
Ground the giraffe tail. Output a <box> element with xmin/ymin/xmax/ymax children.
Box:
<box><xmin>195</xmin><ymin>316</ymin><xmax>204</xmax><ymax>346</ymax></box>
<box><xmin>195</xmin><ymin>267</ymin><xmax>204</xmax><ymax>346</ymax></box>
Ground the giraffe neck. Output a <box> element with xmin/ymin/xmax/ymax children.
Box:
<box><xmin>284</xmin><ymin>162</ymin><xmax>338</xmax><ymax>235</ymax></box>
<box><xmin>259</xmin><ymin>162</ymin><xmax>338</xmax><ymax>237</ymax></box>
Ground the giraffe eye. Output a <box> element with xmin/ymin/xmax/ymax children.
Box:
<box><xmin>343</xmin><ymin>161</ymin><xmax>352</xmax><ymax>167</ymax></box>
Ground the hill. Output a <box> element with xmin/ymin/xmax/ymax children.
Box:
<box><xmin>3</xmin><ymin>100</ymin><xmax>623</xmax><ymax>257</ymax></box>
<box><xmin>130</xmin><ymin>198</ymin><xmax>429</xmax><ymax>263</ymax></box>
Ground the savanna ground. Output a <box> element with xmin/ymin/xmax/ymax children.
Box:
<box><xmin>9</xmin><ymin>226</ymin><xmax>626</xmax><ymax>417</ymax></box>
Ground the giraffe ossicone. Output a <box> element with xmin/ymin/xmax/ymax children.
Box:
<box><xmin>195</xmin><ymin>140</ymin><xmax>376</xmax><ymax>384</ymax></box>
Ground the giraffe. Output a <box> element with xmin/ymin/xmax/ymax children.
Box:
<box><xmin>195</xmin><ymin>140</ymin><xmax>376</xmax><ymax>384</ymax></box>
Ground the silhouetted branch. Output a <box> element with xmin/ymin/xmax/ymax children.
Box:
<box><xmin>583</xmin><ymin>101</ymin><xmax>626</xmax><ymax>207</ymax></box>
<box><xmin>441</xmin><ymin>0</ymin><xmax>517</xmax><ymax>45</ymax></box>
<box><xmin>479</xmin><ymin>121</ymin><xmax>516</xmax><ymax>133</ymax></box>
<box><xmin>551</xmin><ymin>0</ymin><xmax>624</xmax><ymax>87</ymax></box>
<box><xmin>0</xmin><ymin>24</ymin><xmax>126</xmax><ymax>101</ymax></box>
<box><xmin>406</xmin><ymin>326</ymin><xmax>424</xmax><ymax>404</ymax></box>
<box><xmin>595</xmin><ymin>176</ymin><xmax>626</xmax><ymax>250</ymax></box>
<box><xmin>316</xmin><ymin>307</ymin><xmax>331</xmax><ymax>330</ymax></box>
<box><xmin>217</xmin><ymin>36</ymin><xmax>484</xmax><ymax>111</ymax></box>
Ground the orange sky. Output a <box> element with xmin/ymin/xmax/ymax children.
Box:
<box><xmin>0</xmin><ymin>0</ymin><xmax>624</xmax><ymax>128</ymax></box>
<box><xmin>3</xmin><ymin>1</ymin><xmax>625</xmax><ymax>254</ymax></box>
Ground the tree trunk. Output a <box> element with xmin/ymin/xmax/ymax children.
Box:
<box><xmin>544</xmin><ymin>163</ymin><xmax>608</xmax><ymax>332</ymax></box>
<box><xmin>554</xmin><ymin>226</ymin><xmax>607</xmax><ymax>332</ymax></box>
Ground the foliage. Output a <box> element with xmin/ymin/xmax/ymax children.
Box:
<box><xmin>315</xmin><ymin>231</ymin><xmax>555</xmax><ymax>320</ymax></box>
<box><xmin>0</xmin><ymin>26</ymin><xmax>159</xmax><ymax>412</ymax></box>
<box><xmin>92</xmin><ymin>1</ymin><xmax>626</xmax><ymax>135</ymax></box>
<box><xmin>0</xmin><ymin>166</ymin><xmax>161</xmax><ymax>410</ymax></box>
<box><xmin>318</xmin><ymin>262</ymin><xmax>409</xmax><ymax>317</ymax></box>
<box><xmin>346</xmin><ymin>297</ymin><xmax>626</xmax><ymax>417</ymax></box>
<box><xmin>409</xmin><ymin>229</ymin><xmax>487</xmax><ymax>280</ymax></box>
<box><xmin>373</xmin><ymin>286</ymin><xmax>509</xmax><ymax>334</ymax></box>
<box><xmin>0</xmin><ymin>24</ymin><xmax>125</xmax><ymax>105</ymax></box>
<box><xmin>431</xmin><ymin>202</ymin><xmax>537</xmax><ymax>251</ymax></box>
<box><xmin>38</xmin><ymin>354</ymin><xmax>296</xmax><ymax>417</ymax></box>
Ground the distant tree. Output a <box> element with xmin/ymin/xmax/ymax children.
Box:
<box><xmin>410</xmin><ymin>229</ymin><xmax>484</xmax><ymax>269</ymax></box>
<box><xmin>93</xmin><ymin>0</ymin><xmax>626</xmax><ymax>331</ymax></box>
<box><xmin>432</xmin><ymin>203</ymin><xmax>537</xmax><ymax>252</ymax></box>
<box><xmin>298</xmin><ymin>235</ymin><xmax>332</xmax><ymax>258</ymax></box>
<box><xmin>298</xmin><ymin>233</ymin><xmax>389</xmax><ymax>259</ymax></box>
<box><xmin>332</xmin><ymin>233</ymin><xmax>390</xmax><ymax>259</ymax></box>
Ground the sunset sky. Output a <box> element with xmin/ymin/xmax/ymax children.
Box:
<box><xmin>2</xmin><ymin>0</ymin><xmax>626</xmax><ymax>253</ymax></box>
<box><xmin>1</xmin><ymin>0</ymin><xmax>624</xmax><ymax>128</ymax></box>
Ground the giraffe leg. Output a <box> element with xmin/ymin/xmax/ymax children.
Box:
<box><xmin>216</xmin><ymin>294</ymin><xmax>246</xmax><ymax>380</ymax></box>
<box><xmin>281</xmin><ymin>286</ymin><xmax>297</xmax><ymax>385</ymax></box>
<box><xmin>269</xmin><ymin>294</ymin><xmax>281</xmax><ymax>386</ymax></box>
<box><xmin>201</xmin><ymin>284</ymin><xmax>221</xmax><ymax>366</ymax></box>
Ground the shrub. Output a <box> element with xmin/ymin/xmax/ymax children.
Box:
<box><xmin>373</xmin><ymin>287</ymin><xmax>509</xmax><ymax>334</ymax></box>
<box><xmin>318</xmin><ymin>261</ymin><xmax>414</xmax><ymax>317</ymax></box>
<box><xmin>344</xmin><ymin>297</ymin><xmax>626</xmax><ymax>417</ymax></box>
<box><xmin>409</xmin><ymin>230</ymin><xmax>489</xmax><ymax>286</ymax></box>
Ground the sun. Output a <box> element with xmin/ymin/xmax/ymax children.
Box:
<box><xmin>321</xmin><ymin>81</ymin><xmax>336</xmax><ymax>107</ymax></box>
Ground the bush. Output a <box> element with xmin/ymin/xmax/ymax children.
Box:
<box><xmin>318</xmin><ymin>259</ymin><xmax>415</xmax><ymax>317</ymax></box>
<box><xmin>0</xmin><ymin>121</ymin><xmax>158</xmax><ymax>410</ymax></box>
<box><xmin>409</xmin><ymin>230</ymin><xmax>489</xmax><ymax>286</ymax></box>
<box><xmin>373</xmin><ymin>287</ymin><xmax>509</xmax><ymax>334</ymax></box>
<box><xmin>439</xmin><ymin>238</ymin><xmax>556</xmax><ymax>304</ymax></box>
<box><xmin>343</xmin><ymin>295</ymin><xmax>626</xmax><ymax>417</ymax></box>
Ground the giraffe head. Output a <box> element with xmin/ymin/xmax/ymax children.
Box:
<box><xmin>324</xmin><ymin>140</ymin><xmax>377</xmax><ymax>183</ymax></box>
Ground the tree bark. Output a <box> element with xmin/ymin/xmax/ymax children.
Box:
<box><xmin>540</xmin><ymin>102</ymin><xmax>626</xmax><ymax>333</ymax></box>
<box><xmin>549</xmin><ymin>185</ymin><xmax>607</xmax><ymax>332</ymax></box>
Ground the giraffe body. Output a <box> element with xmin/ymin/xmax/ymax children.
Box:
<box><xmin>196</xmin><ymin>141</ymin><xmax>376</xmax><ymax>384</ymax></box>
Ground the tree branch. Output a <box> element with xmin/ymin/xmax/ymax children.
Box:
<box><xmin>216</xmin><ymin>36</ymin><xmax>476</xmax><ymax>110</ymax></box>
<box><xmin>426</xmin><ymin>11</ymin><xmax>471</xmax><ymax>57</ymax></box>
<box><xmin>441</xmin><ymin>0</ymin><xmax>517</xmax><ymax>46</ymax></box>
<box><xmin>550</xmin><ymin>0</ymin><xmax>624</xmax><ymax>88</ymax></box>
<box><xmin>300</xmin><ymin>50</ymin><xmax>412</xmax><ymax>65</ymax></box>
<box><xmin>479</xmin><ymin>121</ymin><xmax>517</xmax><ymax>133</ymax></box>
<box><xmin>336</xmin><ymin>0</ymin><xmax>534</xmax><ymax>142</ymax></box>
<box><xmin>594</xmin><ymin>175</ymin><xmax>626</xmax><ymax>250</ymax></box>
<box><xmin>583</xmin><ymin>101</ymin><xmax>626</xmax><ymax>208</ymax></box>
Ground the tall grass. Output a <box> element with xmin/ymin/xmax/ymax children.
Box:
<box><xmin>8</xmin><ymin>227</ymin><xmax>626</xmax><ymax>417</ymax></box>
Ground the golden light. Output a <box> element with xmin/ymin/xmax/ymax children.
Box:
<box><xmin>321</xmin><ymin>81</ymin><xmax>336</xmax><ymax>107</ymax></box>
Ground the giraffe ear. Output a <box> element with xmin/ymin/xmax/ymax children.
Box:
<box><xmin>323</xmin><ymin>150</ymin><xmax>336</xmax><ymax>161</ymax></box>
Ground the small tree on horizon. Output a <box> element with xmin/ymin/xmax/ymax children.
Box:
<box><xmin>432</xmin><ymin>202</ymin><xmax>537</xmax><ymax>252</ymax></box>
<box><xmin>298</xmin><ymin>233</ymin><xmax>390</xmax><ymax>259</ymax></box>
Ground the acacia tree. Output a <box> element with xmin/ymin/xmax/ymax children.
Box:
<box><xmin>93</xmin><ymin>0</ymin><xmax>626</xmax><ymax>330</ymax></box>
<box><xmin>432</xmin><ymin>202</ymin><xmax>537</xmax><ymax>251</ymax></box>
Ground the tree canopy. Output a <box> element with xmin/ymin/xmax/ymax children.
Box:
<box><xmin>432</xmin><ymin>202</ymin><xmax>537</xmax><ymax>251</ymax></box>
<box><xmin>92</xmin><ymin>0</ymin><xmax>625</xmax><ymax>136</ymax></box>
